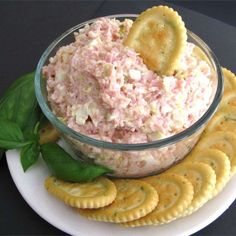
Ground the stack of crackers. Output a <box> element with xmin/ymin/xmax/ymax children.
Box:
<box><xmin>44</xmin><ymin>6</ymin><xmax>236</xmax><ymax>227</ymax></box>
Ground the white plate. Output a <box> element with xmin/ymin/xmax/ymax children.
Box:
<box><xmin>6</xmin><ymin>149</ymin><xmax>236</xmax><ymax>236</ymax></box>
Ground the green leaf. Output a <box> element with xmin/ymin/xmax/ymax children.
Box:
<box><xmin>0</xmin><ymin>72</ymin><xmax>39</xmax><ymax>132</ymax></box>
<box><xmin>41</xmin><ymin>143</ymin><xmax>112</xmax><ymax>182</ymax></box>
<box><xmin>23</xmin><ymin>106</ymin><xmax>41</xmax><ymax>136</ymax></box>
<box><xmin>20</xmin><ymin>142</ymin><xmax>40</xmax><ymax>172</ymax></box>
<box><xmin>24</xmin><ymin>121</ymin><xmax>40</xmax><ymax>143</ymax></box>
<box><xmin>0</xmin><ymin>71</ymin><xmax>43</xmax><ymax>170</ymax></box>
<box><xmin>0</xmin><ymin>119</ymin><xmax>32</xmax><ymax>149</ymax></box>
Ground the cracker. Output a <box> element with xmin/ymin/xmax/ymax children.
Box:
<box><xmin>39</xmin><ymin>122</ymin><xmax>60</xmax><ymax>144</ymax></box>
<box><xmin>167</xmin><ymin>162</ymin><xmax>216</xmax><ymax>215</ymax></box>
<box><xmin>205</xmin><ymin>106</ymin><xmax>236</xmax><ymax>133</ymax></box>
<box><xmin>187</xmin><ymin>149</ymin><xmax>230</xmax><ymax>196</ymax></box>
<box><xmin>222</xmin><ymin>67</ymin><xmax>236</xmax><ymax>93</ymax></box>
<box><xmin>45</xmin><ymin>176</ymin><xmax>117</xmax><ymax>209</ymax></box>
<box><xmin>78</xmin><ymin>179</ymin><xmax>158</xmax><ymax>223</ymax></box>
<box><xmin>220</xmin><ymin>91</ymin><xmax>236</xmax><ymax>109</ymax></box>
<box><xmin>195</xmin><ymin>131</ymin><xmax>236</xmax><ymax>175</ymax></box>
<box><xmin>123</xmin><ymin>174</ymin><xmax>193</xmax><ymax>227</ymax></box>
<box><xmin>124</xmin><ymin>5</ymin><xmax>187</xmax><ymax>75</ymax></box>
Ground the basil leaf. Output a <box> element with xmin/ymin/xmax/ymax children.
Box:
<box><xmin>0</xmin><ymin>119</ymin><xmax>32</xmax><ymax>149</ymax></box>
<box><xmin>20</xmin><ymin>142</ymin><xmax>40</xmax><ymax>172</ymax></box>
<box><xmin>0</xmin><ymin>72</ymin><xmax>39</xmax><ymax>132</ymax></box>
<box><xmin>23</xmin><ymin>106</ymin><xmax>41</xmax><ymax>136</ymax></box>
<box><xmin>41</xmin><ymin>143</ymin><xmax>112</xmax><ymax>182</ymax></box>
<box><xmin>24</xmin><ymin>121</ymin><xmax>40</xmax><ymax>143</ymax></box>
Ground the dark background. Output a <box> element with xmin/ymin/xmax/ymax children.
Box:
<box><xmin>0</xmin><ymin>1</ymin><xmax>236</xmax><ymax>235</ymax></box>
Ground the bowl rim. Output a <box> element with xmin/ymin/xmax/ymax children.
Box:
<box><xmin>35</xmin><ymin>14</ymin><xmax>223</xmax><ymax>151</ymax></box>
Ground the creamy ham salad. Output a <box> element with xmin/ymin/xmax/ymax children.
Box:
<box><xmin>43</xmin><ymin>18</ymin><xmax>213</xmax><ymax>177</ymax></box>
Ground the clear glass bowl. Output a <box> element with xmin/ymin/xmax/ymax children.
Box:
<box><xmin>35</xmin><ymin>14</ymin><xmax>223</xmax><ymax>178</ymax></box>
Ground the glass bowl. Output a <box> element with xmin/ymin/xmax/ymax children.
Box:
<box><xmin>35</xmin><ymin>14</ymin><xmax>223</xmax><ymax>178</ymax></box>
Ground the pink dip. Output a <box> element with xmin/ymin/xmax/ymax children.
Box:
<box><xmin>44</xmin><ymin>18</ymin><xmax>212</xmax><ymax>145</ymax></box>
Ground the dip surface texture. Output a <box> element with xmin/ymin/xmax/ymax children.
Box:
<box><xmin>43</xmin><ymin>18</ymin><xmax>212</xmax><ymax>144</ymax></box>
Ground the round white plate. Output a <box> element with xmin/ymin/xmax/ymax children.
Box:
<box><xmin>6</xmin><ymin>149</ymin><xmax>236</xmax><ymax>236</ymax></box>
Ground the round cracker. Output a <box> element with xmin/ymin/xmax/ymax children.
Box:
<box><xmin>39</xmin><ymin>122</ymin><xmax>60</xmax><ymax>144</ymax></box>
<box><xmin>222</xmin><ymin>67</ymin><xmax>236</xmax><ymax>94</ymax></box>
<box><xmin>220</xmin><ymin>91</ymin><xmax>236</xmax><ymax>109</ymax></box>
<box><xmin>186</xmin><ymin>149</ymin><xmax>230</xmax><ymax>196</ymax></box>
<box><xmin>205</xmin><ymin>106</ymin><xmax>236</xmax><ymax>133</ymax></box>
<box><xmin>78</xmin><ymin>179</ymin><xmax>158</xmax><ymax>223</ymax></box>
<box><xmin>167</xmin><ymin>162</ymin><xmax>216</xmax><ymax>215</ymax></box>
<box><xmin>124</xmin><ymin>5</ymin><xmax>187</xmax><ymax>75</ymax></box>
<box><xmin>123</xmin><ymin>174</ymin><xmax>193</xmax><ymax>227</ymax></box>
<box><xmin>195</xmin><ymin>131</ymin><xmax>236</xmax><ymax>175</ymax></box>
<box><xmin>45</xmin><ymin>176</ymin><xmax>117</xmax><ymax>209</ymax></box>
